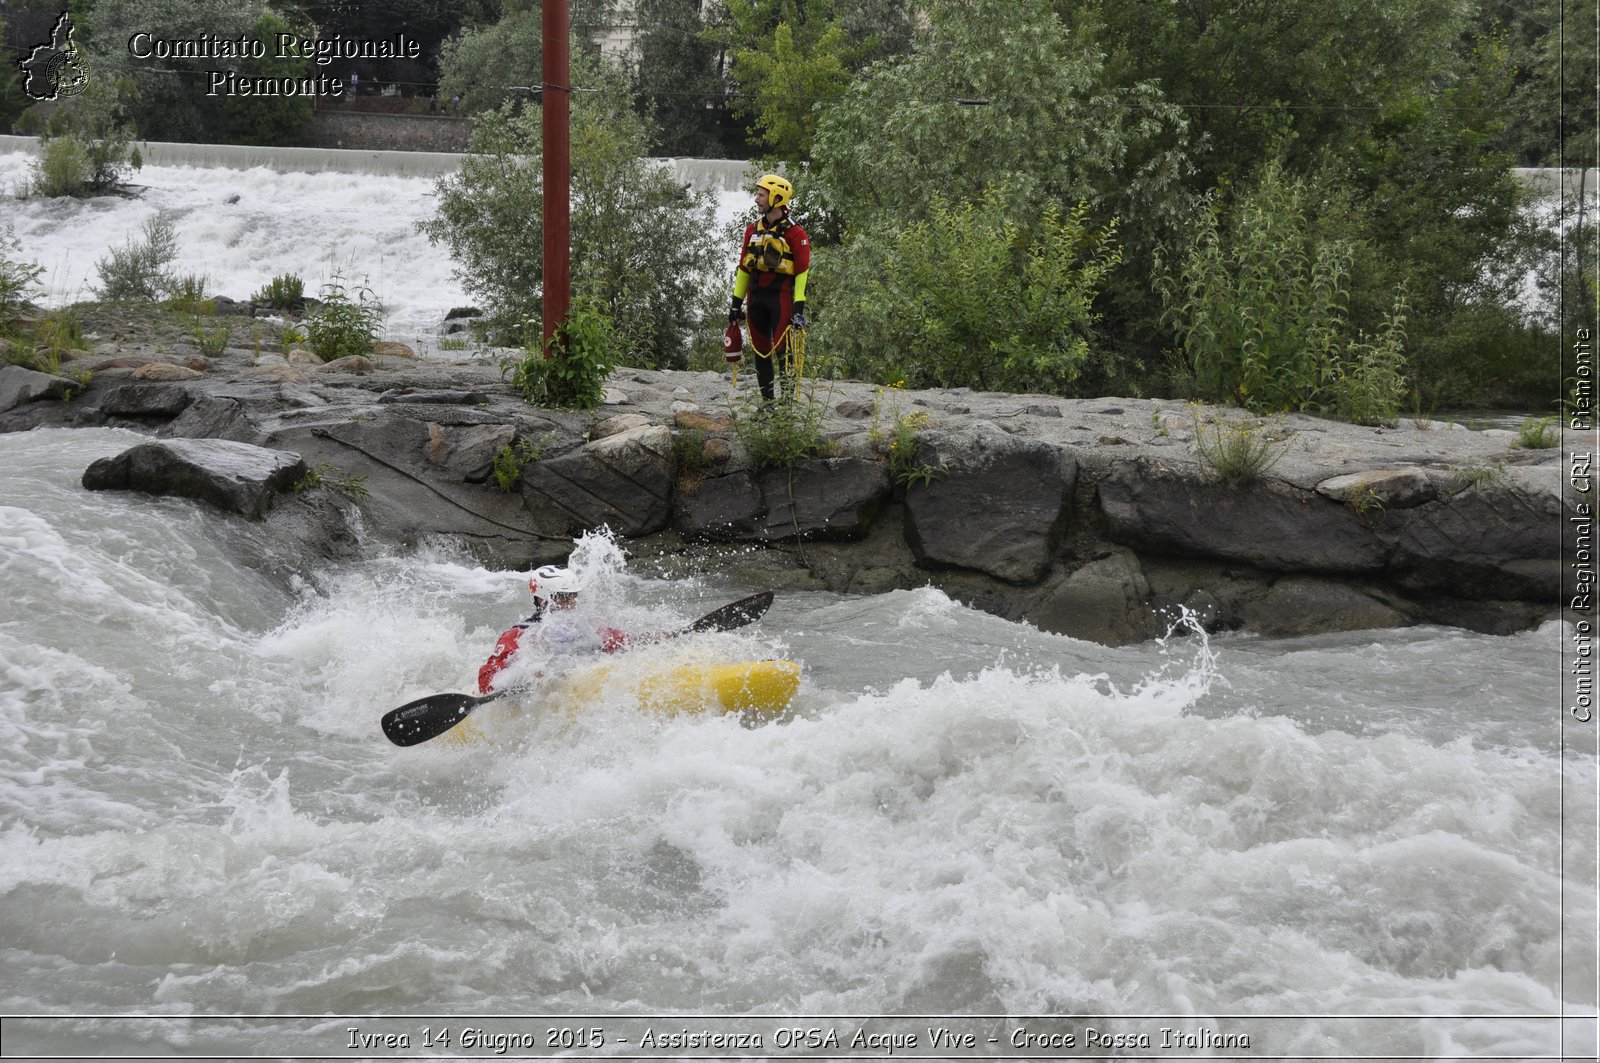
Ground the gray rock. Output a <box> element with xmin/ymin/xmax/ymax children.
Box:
<box><xmin>521</xmin><ymin>424</ymin><xmax>675</xmax><ymax>537</ymax></box>
<box><xmin>1100</xmin><ymin>458</ymin><xmax>1387</xmax><ymax>574</ymax></box>
<box><xmin>1316</xmin><ymin>466</ymin><xmax>1447</xmax><ymax>509</ymax></box>
<box><xmin>673</xmin><ymin>458</ymin><xmax>891</xmax><ymax>542</ymax></box>
<box><xmin>1030</xmin><ymin>551</ymin><xmax>1158</xmax><ymax>645</ymax></box>
<box><xmin>423</xmin><ymin>422</ymin><xmax>516</xmax><ymax>483</ymax></box>
<box><xmin>1386</xmin><ymin>478</ymin><xmax>1563</xmax><ymax>598</ymax></box>
<box><xmin>0</xmin><ymin>364</ymin><xmax>82</xmax><ymax>412</ymax></box>
<box><xmin>82</xmin><ymin>438</ymin><xmax>307</xmax><ymax>519</ymax></box>
<box><xmin>378</xmin><ymin>389</ymin><xmax>490</xmax><ymax>405</ymax></box>
<box><xmin>904</xmin><ymin>425</ymin><xmax>1076</xmax><ymax>584</ymax></box>
<box><xmin>756</xmin><ymin>457</ymin><xmax>890</xmax><ymax>541</ymax></box>
<box><xmin>674</xmin><ymin>470</ymin><xmax>765</xmax><ymax>539</ymax></box>
<box><xmin>98</xmin><ymin>383</ymin><xmax>196</xmax><ymax>420</ymax></box>
<box><xmin>1237</xmin><ymin>576</ymin><xmax>1407</xmax><ymax>638</ymax></box>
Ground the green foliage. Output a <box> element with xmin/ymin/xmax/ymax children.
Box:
<box><xmin>164</xmin><ymin>273</ymin><xmax>213</xmax><ymax>315</ymax></box>
<box><xmin>491</xmin><ymin>433</ymin><xmax>556</xmax><ymax>491</ymax></box>
<box><xmin>96</xmin><ymin>214</ymin><xmax>178</xmax><ymax>301</ymax></box>
<box><xmin>436</xmin><ymin>0</ymin><xmax>616</xmax><ymax>114</ymax></box>
<box><xmin>1191</xmin><ymin>408</ymin><xmax>1294</xmax><ymax>483</ymax></box>
<box><xmin>251</xmin><ymin>273</ymin><xmax>306</xmax><ymax>311</ymax></box>
<box><xmin>1157</xmin><ymin>162</ymin><xmax>1410</xmax><ymax>423</ymax></box>
<box><xmin>730</xmin><ymin>382</ymin><xmax>834</xmax><ymax>471</ymax></box>
<box><xmin>304</xmin><ymin>274</ymin><xmax>382</xmax><ymax>362</ymax></box>
<box><xmin>420</xmin><ymin>53</ymin><xmax>721</xmax><ymax>367</ymax></box>
<box><xmin>1068</xmin><ymin>0</ymin><xmax>1541</xmax><ymax>407</ymax></box>
<box><xmin>868</xmin><ymin>388</ymin><xmax>944</xmax><ymax>487</ymax></box>
<box><xmin>506</xmin><ymin>298</ymin><xmax>616</xmax><ymax>409</ymax></box>
<box><xmin>818</xmin><ymin>189</ymin><xmax>1121</xmax><ymax>393</ymax></box>
<box><xmin>706</xmin><ymin>0</ymin><xmax>920</xmax><ymax>164</ymax></box>
<box><xmin>632</xmin><ymin>0</ymin><xmax>745</xmax><ymax>156</ymax></box>
<box><xmin>0</xmin><ymin>226</ymin><xmax>44</xmax><ymax>320</ymax></box>
<box><xmin>711</xmin><ymin>0</ymin><xmax>854</xmax><ymax>164</ymax></box>
<box><xmin>190</xmin><ymin>317</ymin><xmax>230</xmax><ymax>358</ymax></box>
<box><xmin>809</xmin><ymin>0</ymin><xmax>1190</xmax><ymax>238</ymax></box>
<box><xmin>1515</xmin><ymin>416</ymin><xmax>1559</xmax><ymax>450</ymax></box>
<box><xmin>1493</xmin><ymin>0</ymin><xmax>1596</xmax><ymax>168</ymax></box>
<box><xmin>30</xmin><ymin>77</ymin><xmax>139</xmax><ymax>197</ymax></box>
<box><xmin>219</xmin><ymin>10</ymin><xmax>313</xmax><ymax>147</ymax></box>
<box><xmin>293</xmin><ymin>463</ymin><xmax>371</xmax><ymax>499</ymax></box>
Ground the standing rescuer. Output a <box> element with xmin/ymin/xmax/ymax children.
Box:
<box><xmin>729</xmin><ymin>173</ymin><xmax>810</xmax><ymax>404</ymax></box>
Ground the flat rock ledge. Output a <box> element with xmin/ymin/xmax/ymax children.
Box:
<box><xmin>4</xmin><ymin>328</ymin><xmax>1577</xmax><ymax>644</ymax></box>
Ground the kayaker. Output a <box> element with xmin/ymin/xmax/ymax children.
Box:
<box><xmin>477</xmin><ymin>565</ymin><xmax>630</xmax><ymax>693</ymax></box>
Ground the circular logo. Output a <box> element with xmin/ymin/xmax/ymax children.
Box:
<box><xmin>47</xmin><ymin>51</ymin><xmax>88</xmax><ymax>98</ymax></box>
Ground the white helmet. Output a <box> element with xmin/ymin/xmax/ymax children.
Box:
<box><xmin>528</xmin><ymin>564</ymin><xmax>580</xmax><ymax>601</ymax></box>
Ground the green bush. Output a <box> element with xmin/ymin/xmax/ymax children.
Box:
<box><xmin>0</xmin><ymin>226</ymin><xmax>44</xmax><ymax>322</ymax></box>
<box><xmin>419</xmin><ymin>52</ymin><xmax>721</xmax><ymax>367</ymax></box>
<box><xmin>730</xmin><ymin>379</ymin><xmax>835</xmax><ymax>471</ymax></box>
<box><xmin>251</xmin><ymin>273</ymin><xmax>305</xmax><ymax>312</ymax></box>
<box><xmin>95</xmin><ymin>215</ymin><xmax>178</xmax><ymax>301</ymax></box>
<box><xmin>1157</xmin><ymin>162</ymin><xmax>1411</xmax><ymax>424</ymax></box>
<box><xmin>30</xmin><ymin>79</ymin><xmax>139</xmax><ymax>198</ymax></box>
<box><xmin>304</xmin><ymin>274</ymin><xmax>381</xmax><ymax>362</ymax></box>
<box><xmin>1192</xmin><ymin>408</ymin><xmax>1294</xmax><ymax>483</ymax></box>
<box><xmin>506</xmin><ymin>299</ymin><xmax>616</xmax><ymax>409</ymax></box>
<box><xmin>1515</xmin><ymin>416</ymin><xmax>1559</xmax><ymax>449</ymax></box>
<box><xmin>817</xmin><ymin>190</ymin><xmax>1121</xmax><ymax>393</ymax></box>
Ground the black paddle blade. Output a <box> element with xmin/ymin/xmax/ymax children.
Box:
<box><xmin>381</xmin><ymin>690</ymin><xmax>492</xmax><ymax>747</ymax></box>
<box><xmin>687</xmin><ymin>589</ymin><xmax>774</xmax><ymax>634</ymax></box>
<box><xmin>379</xmin><ymin>590</ymin><xmax>775</xmax><ymax>748</ymax></box>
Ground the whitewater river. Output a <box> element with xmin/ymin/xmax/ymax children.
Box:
<box><xmin>2</xmin><ymin>427</ymin><xmax>1595</xmax><ymax>1060</ymax></box>
<box><xmin>1</xmin><ymin>143</ymin><xmax>1596</xmax><ymax>1059</ymax></box>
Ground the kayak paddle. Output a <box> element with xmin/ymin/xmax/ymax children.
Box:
<box><xmin>380</xmin><ymin>589</ymin><xmax>776</xmax><ymax>747</ymax></box>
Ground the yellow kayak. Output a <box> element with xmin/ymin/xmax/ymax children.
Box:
<box><xmin>440</xmin><ymin>659</ymin><xmax>802</xmax><ymax>745</ymax></box>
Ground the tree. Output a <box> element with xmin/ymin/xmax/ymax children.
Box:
<box><xmin>286</xmin><ymin>0</ymin><xmax>501</xmax><ymax>95</ymax></box>
<box><xmin>817</xmin><ymin>189</ymin><xmax>1122</xmax><ymax>394</ymax></box>
<box><xmin>704</xmin><ymin>0</ymin><xmax>916</xmax><ymax>165</ymax></box>
<box><xmin>29</xmin><ymin>75</ymin><xmax>140</xmax><ymax>197</ymax></box>
<box><xmin>631</xmin><ymin>0</ymin><xmax>745</xmax><ymax>157</ymax></box>
<box><xmin>1066</xmin><ymin>0</ymin><xmax>1546</xmax><ymax>406</ymax></box>
<box><xmin>1156</xmin><ymin>161</ymin><xmax>1410</xmax><ymax>423</ymax></box>
<box><xmin>420</xmin><ymin>50</ymin><xmax>722</xmax><ymax>368</ymax></box>
<box><xmin>436</xmin><ymin>0</ymin><xmax>616</xmax><ymax>114</ymax></box>
<box><xmin>220</xmin><ymin>10</ymin><xmax>314</xmax><ymax>146</ymax></box>
<box><xmin>85</xmin><ymin>0</ymin><xmax>276</xmax><ymax>142</ymax></box>
<box><xmin>809</xmin><ymin>0</ymin><xmax>1190</xmax><ymax>236</ymax></box>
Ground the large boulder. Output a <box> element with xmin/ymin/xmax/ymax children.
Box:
<box><xmin>0</xmin><ymin>364</ymin><xmax>82</xmax><ymax>411</ymax></box>
<box><xmin>903</xmin><ymin>424</ymin><xmax>1076</xmax><ymax>584</ymax></box>
<box><xmin>674</xmin><ymin>458</ymin><xmax>890</xmax><ymax>542</ymax></box>
<box><xmin>82</xmin><ymin>438</ymin><xmax>307</xmax><ymax>518</ymax></box>
<box><xmin>1383</xmin><ymin>466</ymin><xmax>1564</xmax><ymax>599</ymax></box>
<box><xmin>1099</xmin><ymin>458</ymin><xmax>1387</xmax><ymax>574</ymax></box>
<box><xmin>674</xmin><ymin>469</ymin><xmax>765</xmax><ymax>539</ymax></box>
<box><xmin>520</xmin><ymin>424</ymin><xmax>676</xmax><ymax>537</ymax></box>
<box><xmin>755</xmin><ymin>457</ymin><xmax>890</xmax><ymax>540</ymax></box>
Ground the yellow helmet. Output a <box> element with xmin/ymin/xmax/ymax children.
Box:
<box><xmin>756</xmin><ymin>173</ymin><xmax>793</xmax><ymax>209</ymax></box>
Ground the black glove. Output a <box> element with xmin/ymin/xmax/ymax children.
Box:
<box><xmin>729</xmin><ymin>297</ymin><xmax>745</xmax><ymax>323</ymax></box>
<box><xmin>791</xmin><ymin>301</ymin><xmax>807</xmax><ymax>329</ymax></box>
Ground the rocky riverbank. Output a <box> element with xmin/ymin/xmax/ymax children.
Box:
<box><xmin>0</xmin><ymin>304</ymin><xmax>1572</xmax><ymax>644</ymax></box>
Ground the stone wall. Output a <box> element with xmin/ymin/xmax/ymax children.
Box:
<box><xmin>308</xmin><ymin>111</ymin><xmax>470</xmax><ymax>153</ymax></box>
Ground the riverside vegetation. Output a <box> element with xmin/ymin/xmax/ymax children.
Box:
<box><xmin>9</xmin><ymin>0</ymin><xmax>1580</xmax><ymax>422</ymax></box>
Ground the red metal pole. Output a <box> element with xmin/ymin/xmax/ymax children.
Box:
<box><xmin>541</xmin><ymin>0</ymin><xmax>571</xmax><ymax>355</ymax></box>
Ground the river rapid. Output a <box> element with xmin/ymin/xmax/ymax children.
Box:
<box><xmin>1</xmin><ymin>426</ymin><xmax>1594</xmax><ymax>1060</ymax></box>
<box><xmin>2</xmin><ymin>142</ymin><xmax>1595</xmax><ymax>1059</ymax></box>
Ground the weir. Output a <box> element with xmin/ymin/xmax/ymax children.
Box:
<box><xmin>0</xmin><ymin>134</ymin><xmax>752</xmax><ymax>189</ymax></box>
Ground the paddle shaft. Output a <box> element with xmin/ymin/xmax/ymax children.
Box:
<box><xmin>380</xmin><ymin>589</ymin><xmax>775</xmax><ymax>747</ymax></box>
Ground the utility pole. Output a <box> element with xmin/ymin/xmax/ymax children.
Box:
<box><xmin>541</xmin><ymin>0</ymin><xmax>570</xmax><ymax>355</ymax></box>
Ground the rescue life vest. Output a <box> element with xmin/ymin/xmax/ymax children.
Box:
<box><xmin>741</xmin><ymin>215</ymin><xmax>798</xmax><ymax>277</ymax></box>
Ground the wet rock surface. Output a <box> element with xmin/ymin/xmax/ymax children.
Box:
<box><xmin>4</xmin><ymin>305</ymin><xmax>1574</xmax><ymax>643</ymax></box>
